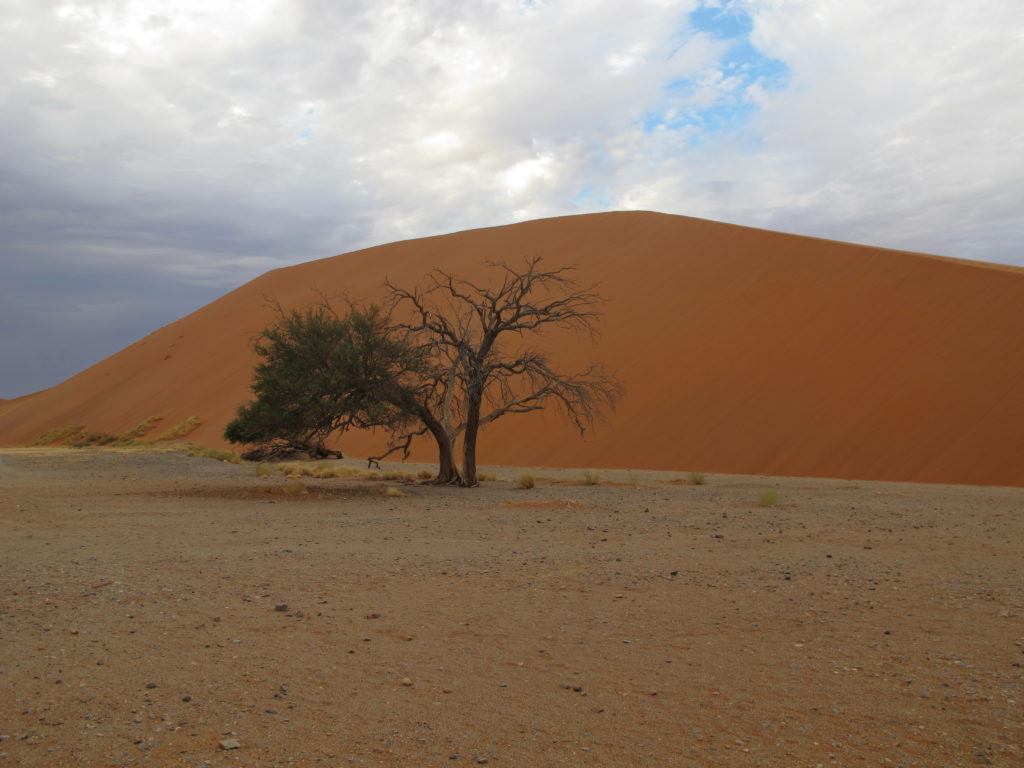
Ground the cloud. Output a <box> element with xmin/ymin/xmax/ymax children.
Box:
<box><xmin>0</xmin><ymin>0</ymin><xmax>1022</xmax><ymax>396</ymax></box>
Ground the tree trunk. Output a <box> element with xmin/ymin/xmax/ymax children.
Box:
<box><xmin>461</xmin><ymin>391</ymin><xmax>482</xmax><ymax>487</ymax></box>
<box><xmin>416</xmin><ymin>405</ymin><xmax>462</xmax><ymax>485</ymax></box>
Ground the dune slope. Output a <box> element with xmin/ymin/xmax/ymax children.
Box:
<box><xmin>2</xmin><ymin>211</ymin><xmax>1022</xmax><ymax>486</ymax></box>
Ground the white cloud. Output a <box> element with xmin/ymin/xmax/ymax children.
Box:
<box><xmin>1</xmin><ymin>0</ymin><xmax>1023</xmax><ymax>394</ymax></box>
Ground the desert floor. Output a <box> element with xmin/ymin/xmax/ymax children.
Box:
<box><xmin>0</xmin><ymin>448</ymin><xmax>1021</xmax><ymax>767</ymax></box>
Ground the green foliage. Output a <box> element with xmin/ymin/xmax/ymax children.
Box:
<box><xmin>224</xmin><ymin>304</ymin><xmax>426</xmax><ymax>456</ymax></box>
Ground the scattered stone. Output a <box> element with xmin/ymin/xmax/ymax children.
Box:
<box><xmin>182</xmin><ymin>696</ymin><xmax>191</xmax><ymax>702</ymax></box>
<box><xmin>218</xmin><ymin>737</ymin><xmax>241</xmax><ymax>750</ymax></box>
<box><xmin>400</xmin><ymin>677</ymin><xmax>413</xmax><ymax>687</ymax></box>
<box><xmin>365</xmin><ymin>612</ymin><xmax>381</xmax><ymax>619</ymax></box>
<box><xmin>145</xmin><ymin>683</ymin><xmax>157</xmax><ymax>689</ymax></box>
<box><xmin>274</xmin><ymin>604</ymin><xmax>288</xmax><ymax>612</ymax></box>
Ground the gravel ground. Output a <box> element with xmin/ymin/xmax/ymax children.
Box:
<box><xmin>1</xmin><ymin>447</ymin><xmax>1022</xmax><ymax>767</ymax></box>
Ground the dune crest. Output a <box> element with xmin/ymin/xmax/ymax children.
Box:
<box><xmin>2</xmin><ymin>211</ymin><xmax>1022</xmax><ymax>486</ymax></box>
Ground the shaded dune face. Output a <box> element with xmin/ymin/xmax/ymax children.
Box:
<box><xmin>2</xmin><ymin>211</ymin><xmax>1022</xmax><ymax>486</ymax></box>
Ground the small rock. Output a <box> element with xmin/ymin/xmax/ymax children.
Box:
<box><xmin>274</xmin><ymin>604</ymin><xmax>288</xmax><ymax>612</ymax></box>
<box><xmin>400</xmin><ymin>677</ymin><xmax>413</xmax><ymax>687</ymax></box>
<box><xmin>365</xmin><ymin>612</ymin><xmax>381</xmax><ymax>619</ymax></box>
<box><xmin>145</xmin><ymin>683</ymin><xmax>157</xmax><ymax>689</ymax></box>
<box><xmin>182</xmin><ymin>696</ymin><xmax>191</xmax><ymax>702</ymax></box>
<box><xmin>218</xmin><ymin>737</ymin><xmax>241</xmax><ymax>750</ymax></box>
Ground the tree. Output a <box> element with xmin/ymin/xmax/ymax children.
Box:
<box><xmin>384</xmin><ymin>256</ymin><xmax>623</xmax><ymax>486</ymax></box>
<box><xmin>226</xmin><ymin>258</ymin><xmax>622</xmax><ymax>486</ymax></box>
<box><xmin>225</xmin><ymin>303</ymin><xmax>422</xmax><ymax>460</ymax></box>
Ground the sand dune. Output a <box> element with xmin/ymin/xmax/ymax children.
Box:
<box><xmin>2</xmin><ymin>211</ymin><xmax>1022</xmax><ymax>486</ymax></box>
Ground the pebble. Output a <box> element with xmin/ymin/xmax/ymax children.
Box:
<box><xmin>274</xmin><ymin>604</ymin><xmax>288</xmax><ymax>612</ymax></box>
<box><xmin>218</xmin><ymin>737</ymin><xmax>241</xmax><ymax>750</ymax></box>
<box><xmin>400</xmin><ymin>677</ymin><xmax>413</xmax><ymax>686</ymax></box>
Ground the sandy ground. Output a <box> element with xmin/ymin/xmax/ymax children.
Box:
<box><xmin>1</xmin><ymin>448</ymin><xmax>1022</xmax><ymax>767</ymax></box>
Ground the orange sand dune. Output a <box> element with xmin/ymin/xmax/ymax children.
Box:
<box><xmin>2</xmin><ymin>211</ymin><xmax>1022</xmax><ymax>486</ymax></box>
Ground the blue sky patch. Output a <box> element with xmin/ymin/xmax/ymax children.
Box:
<box><xmin>645</xmin><ymin>3</ymin><xmax>788</xmax><ymax>139</ymax></box>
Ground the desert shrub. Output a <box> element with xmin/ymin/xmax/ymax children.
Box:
<box><xmin>383</xmin><ymin>486</ymin><xmax>407</xmax><ymax>497</ymax></box>
<box><xmin>689</xmin><ymin>471</ymin><xmax>706</xmax><ymax>485</ymax></box>
<box><xmin>517</xmin><ymin>473</ymin><xmax>536</xmax><ymax>490</ymax></box>
<box><xmin>416</xmin><ymin>469</ymin><xmax>434</xmax><ymax>480</ymax></box>
<box><xmin>582</xmin><ymin>470</ymin><xmax>600</xmax><ymax>485</ymax></box>
<box><xmin>154</xmin><ymin>416</ymin><xmax>201</xmax><ymax>442</ymax></box>
<box><xmin>255</xmin><ymin>463</ymin><xmax>272</xmax><ymax>478</ymax></box>
<box><xmin>758</xmin><ymin>488</ymin><xmax>781</xmax><ymax>507</ymax></box>
<box><xmin>477</xmin><ymin>472</ymin><xmax>499</xmax><ymax>482</ymax></box>
<box><xmin>283</xmin><ymin>478</ymin><xmax>307</xmax><ymax>496</ymax></box>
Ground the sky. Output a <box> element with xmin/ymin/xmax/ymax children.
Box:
<box><xmin>1</xmin><ymin>0</ymin><xmax>1022</xmax><ymax>398</ymax></box>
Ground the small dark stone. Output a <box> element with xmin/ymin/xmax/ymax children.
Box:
<box><xmin>274</xmin><ymin>604</ymin><xmax>288</xmax><ymax>612</ymax></box>
<box><xmin>182</xmin><ymin>696</ymin><xmax>191</xmax><ymax>702</ymax></box>
<box><xmin>145</xmin><ymin>683</ymin><xmax>157</xmax><ymax>689</ymax></box>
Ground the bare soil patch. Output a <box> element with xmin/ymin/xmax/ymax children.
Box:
<box><xmin>1</xmin><ymin>448</ymin><xmax>1022</xmax><ymax>766</ymax></box>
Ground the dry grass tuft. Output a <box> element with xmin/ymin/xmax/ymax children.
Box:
<box><xmin>73</xmin><ymin>432</ymin><xmax>118</xmax><ymax>447</ymax></box>
<box><xmin>277</xmin><ymin>462</ymin><xmax>312</xmax><ymax>477</ymax></box>
<box><xmin>758</xmin><ymin>488</ymin><xmax>781</xmax><ymax>507</ymax></box>
<box><xmin>517</xmin><ymin>473</ymin><xmax>536</xmax><ymax>490</ymax></box>
<box><xmin>283</xmin><ymin>478</ymin><xmax>307</xmax><ymax>496</ymax></box>
<box><xmin>116</xmin><ymin>417</ymin><xmax>161</xmax><ymax>444</ymax></box>
<box><xmin>383</xmin><ymin>486</ymin><xmax>407</xmax><ymax>498</ymax></box>
<box><xmin>154</xmin><ymin>416</ymin><xmax>201</xmax><ymax>442</ymax></box>
<box><xmin>689</xmin><ymin>471</ymin><xmax>706</xmax><ymax>486</ymax></box>
<box><xmin>255</xmin><ymin>463</ymin><xmax>272</xmax><ymax>478</ymax></box>
<box><xmin>32</xmin><ymin>426</ymin><xmax>87</xmax><ymax>446</ymax></box>
<box><xmin>581</xmin><ymin>470</ymin><xmax>600</xmax><ymax>485</ymax></box>
<box><xmin>187</xmin><ymin>445</ymin><xmax>242</xmax><ymax>464</ymax></box>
